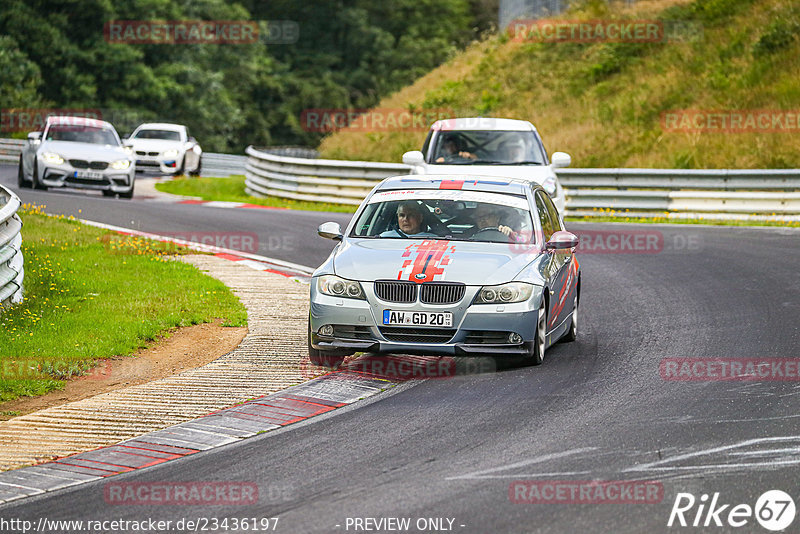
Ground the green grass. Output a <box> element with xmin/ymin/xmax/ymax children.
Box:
<box><xmin>0</xmin><ymin>205</ymin><xmax>247</xmax><ymax>403</ymax></box>
<box><xmin>319</xmin><ymin>0</ymin><xmax>800</xmax><ymax>169</ymax></box>
<box><xmin>155</xmin><ymin>176</ymin><xmax>357</xmax><ymax>213</ymax></box>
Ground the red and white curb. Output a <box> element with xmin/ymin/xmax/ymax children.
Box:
<box><xmin>0</xmin><ymin>372</ymin><xmax>399</xmax><ymax>504</ymax></box>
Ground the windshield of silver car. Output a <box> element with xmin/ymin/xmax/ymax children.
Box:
<box><xmin>351</xmin><ymin>190</ymin><xmax>535</xmax><ymax>244</ymax></box>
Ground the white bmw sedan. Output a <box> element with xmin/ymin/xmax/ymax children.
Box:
<box><xmin>126</xmin><ymin>123</ymin><xmax>202</xmax><ymax>176</ymax></box>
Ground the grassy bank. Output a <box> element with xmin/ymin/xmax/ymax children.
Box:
<box><xmin>319</xmin><ymin>0</ymin><xmax>800</xmax><ymax>169</ymax></box>
<box><xmin>0</xmin><ymin>205</ymin><xmax>247</xmax><ymax>403</ymax></box>
<box><xmin>155</xmin><ymin>176</ymin><xmax>357</xmax><ymax>213</ymax></box>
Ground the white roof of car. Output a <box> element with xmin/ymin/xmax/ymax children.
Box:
<box><xmin>431</xmin><ymin>117</ymin><xmax>536</xmax><ymax>132</ymax></box>
<box><xmin>47</xmin><ymin>116</ymin><xmax>112</xmax><ymax>129</ymax></box>
<box><xmin>135</xmin><ymin>123</ymin><xmax>185</xmax><ymax>131</ymax></box>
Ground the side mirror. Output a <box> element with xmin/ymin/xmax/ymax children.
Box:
<box><xmin>318</xmin><ymin>222</ymin><xmax>343</xmax><ymax>241</ymax></box>
<box><xmin>402</xmin><ymin>150</ymin><xmax>424</xmax><ymax>166</ymax></box>
<box><xmin>546</xmin><ymin>230</ymin><xmax>579</xmax><ymax>251</ymax></box>
<box><xmin>551</xmin><ymin>152</ymin><xmax>571</xmax><ymax>169</ymax></box>
<box><xmin>27</xmin><ymin>132</ymin><xmax>41</xmax><ymax>144</ymax></box>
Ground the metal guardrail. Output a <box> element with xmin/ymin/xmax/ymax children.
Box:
<box><xmin>200</xmin><ymin>153</ymin><xmax>247</xmax><ymax>178</ymax></box>
<box><xmin>556</xmin><ymin>168</ymin><xmax>800</xmax><ymax>218</ymax></box>
<box><xmin>245</xmin><ymin>146</ymin><xmax>410</xmax><ymax>205</ymax></box>
<box><xmin>244</xmin><ymin>147</ymin><xmax>800</xmax><ymax>219</ymax></box>
<box><xmin>0</xmin><ymin>185</ymin><xmax>24</xmax><ymax>308</ymax></box>
<box><xmin>3</xmin><ymin>138</ymin><xmax>800</xmax><ymax>219</ymax></box>
<box><xmin>0</xmin><ymin>138</ymin><xmax>24</xmax><ymax>163</ymax></box>
<box><xmin>200</xmin><ymin>148</ymin><xmax>316</xmax><ymax>178</ymax></box>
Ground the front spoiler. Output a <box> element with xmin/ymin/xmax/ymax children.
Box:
<box><xmin>311</xmin><ymin>334</ymin><xmax>532</xmax><ymax>357</ymax></box>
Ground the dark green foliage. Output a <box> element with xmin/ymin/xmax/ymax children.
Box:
<box><xmin>0</xmin><ymin>0</ymin><xmax>481</xmax><ymax>152</ymax></box>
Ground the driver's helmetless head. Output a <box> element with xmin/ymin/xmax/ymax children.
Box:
<box><xmin>396</xmin><ymin>201</ymin><xmax>424</xmax><ymax>234</ymax></box>
<box><xmin>474</xmin><ymin>205</ymin><xmax>501</xmax><ymax>228</ymax></box>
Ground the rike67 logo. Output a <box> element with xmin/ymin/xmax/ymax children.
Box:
<box><xmin>668</xmin><ymin>490</ymin><xmax>796</xmax><ymax>531</ymax></box>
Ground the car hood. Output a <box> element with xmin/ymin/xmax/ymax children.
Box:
<box><xmin>421</xmin><ymin>164</ymin><xmax>554</xmax><ymax>184</ymax></box>
<box><xmin>128</xmin><ymin>139</ymin><xmax>184</xmax><ymax>151</ymax></box>
<box><xmin>333</xmin><ymin>238</ymin><xmax>541</xmax><ymax>285</ymax></box>
<box><xmin>40</xmin><ymin>141</ymin><xmax>130</xmax><ymax>160</ymax></box>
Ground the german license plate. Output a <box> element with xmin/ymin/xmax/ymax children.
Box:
<box><xmin>75</xmin><ymin>171</ymin><xmax>103</xmax><ymax>180</ymax></box>
<box><xmin>382</xmin><ymin>310</ymin><xmax>453</xmax><ymax>327</ymax></box>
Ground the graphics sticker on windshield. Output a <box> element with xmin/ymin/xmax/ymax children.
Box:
<box><xmin>397</xmin><ymin>240</ymin><xmax>456</xmax><ymax>283</ymax></box>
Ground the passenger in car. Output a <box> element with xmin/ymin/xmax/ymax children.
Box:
<box><xmin>380</xmin><ymin>201</ymin><xmax>439</xmax><ymax>238</ymax></box>
<box><xmin>470</xmin><ymin>204</ymin><xmax>525</xmax><ymax>242</ymax></box>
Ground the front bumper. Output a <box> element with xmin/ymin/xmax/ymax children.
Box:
<box><xmin>133</xmin><ymin>152</ymin><xmax>182</xmax><ymax>174</ymax></box>
<box><xmin>40</xmin><ymin>161</ymin><xmax>135</xmax><ymax>192</ymax></box>
<box><xmin>309</xmin><ymin>282</ymin><xmax>543</xmax><ymax>357</ymax></box>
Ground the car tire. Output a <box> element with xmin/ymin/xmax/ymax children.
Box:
<box><xmin>17</xmin><ymin>156</ymin><xmax>30</xmax><ymax>189</ymax></box>
<box><xmin>307</xmin><ymin>323</ymin><xmax>345</xmax><ymax>368</ymax></box>
<box><xmin>32</xmin><ymin>161</ymin><xmax>47</xmax><ymax>190</ymax></box>
<box><xmin>119</xmin><ymin>184</ymin><xmax>134</xmax><ymax>199</ymax></box>
<box><xmin>528</xmin><ymin>299</ymin><xmax>547</xmax><ymax>366</ymax></box>
<box><xmin>562</xmin><ymin>293</ymin><xmax>578</xmax><ymax>343</ymax></box>
<box><xmin>188</xmin><ymin>156</ymin><xmax>201</xmax><ymax>177</ymax></box>
<box><xmin>174</xmin><ymin>156</ymin><xmax>185</xmax><ymax>176</ymax></box>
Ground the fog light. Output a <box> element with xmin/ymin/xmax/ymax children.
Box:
<box><xmin>508</xmin><ymin>332</ymin><xmax>523</xmax><ymax>344</ymax></box>
<box><xmin>319</xmin><ymin>324</ymin><xmax>334</xmax><ymax>336</ymax></box>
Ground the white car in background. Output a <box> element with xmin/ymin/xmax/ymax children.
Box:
<box><xmin>126</xmin><ymin>123</ymin><xmax>202</xmax><ymax>176</ymax></box>
<box><xmin>402</xmin><ymin>118</ymin><xmax>571</xmax><ymax>213</ymax></box>
<box><xmin>18</xmin><ymin>116</ymin><xmax>136</xmax><ymax>198</ymax></box>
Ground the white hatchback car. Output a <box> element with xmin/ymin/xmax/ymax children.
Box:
<box><xmin>402</xmin><ymin>118</ymin><xmax>571</xmax><ymax>213</ymax></box>
<box><xmin>126</xmin><ymin>123</ymin><xmax>202</xmax><ymax>176</ymax></box>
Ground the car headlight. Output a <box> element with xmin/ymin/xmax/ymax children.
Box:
<box><xmin>318</xmin><ymin>275</ymin><xmax>365</xmax><ymax>300</ymax></box>
<box><xmin>163</xmin><ymin>149</ymin><xmax>179</xmax><ymax>158</ymax></box>
<box><xmin>42</xmin><ymin>152</ymin><xmax>64</xmax><ymax>165</ymax></box>
<box><xmin>542</xmin><ymin>176</ymin><xmax>557</xmax><ymax>196</ymax></box>
<box><xmin>110</xmin><ymin>159</ymin><xmax>131</xmax><ymax>170</ymax></box>
<box><xmin>474</xmin><ymin>282</ymin><xmax>534</xmax><ymax>304</ymax></box>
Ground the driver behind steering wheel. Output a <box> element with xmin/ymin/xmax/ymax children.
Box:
<box><xmin>471</xmin><ymin>204</ymin><xmax>522</xmax><ymax>242</ymax></box>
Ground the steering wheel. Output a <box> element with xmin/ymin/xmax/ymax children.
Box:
<box><xmin>471</xmin><ymin>227</ymin><xmax>509</xmax><ymax>242</ymax></box>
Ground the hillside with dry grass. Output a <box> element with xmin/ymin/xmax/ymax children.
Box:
<box><xmin>318</xmin><ymin>0</ymin><xmax>800</xmax><ymax>169</ymax></box>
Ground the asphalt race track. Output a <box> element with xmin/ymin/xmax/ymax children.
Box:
<box><xmin>2</xmin><ymin>163</ymin><xmax>800</xmax><ymax>533</ymax></box>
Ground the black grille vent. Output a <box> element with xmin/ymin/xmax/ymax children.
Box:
<box><xmin>374</xmin><ymin>280</ymin><xmax>416</xmax><ymax>303</ymax></box>
<box><xmin>420</xmin><ymin>283</ymin><xmax>465</xmax><ymax>304</ymax></box>
<box><xmin>69</xmin><ymin>160</ymin><xmax>108</xmax><ymax>170</ymax></box>
<box><xmin>379</xmin><ymin>327</ymin><xmax>456</xmax><ymax>343</ymax></box>
<box><xmin>464</xmin><ymin>331</ymin><xmax>511</xmax><ymax>344</ymax></box>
